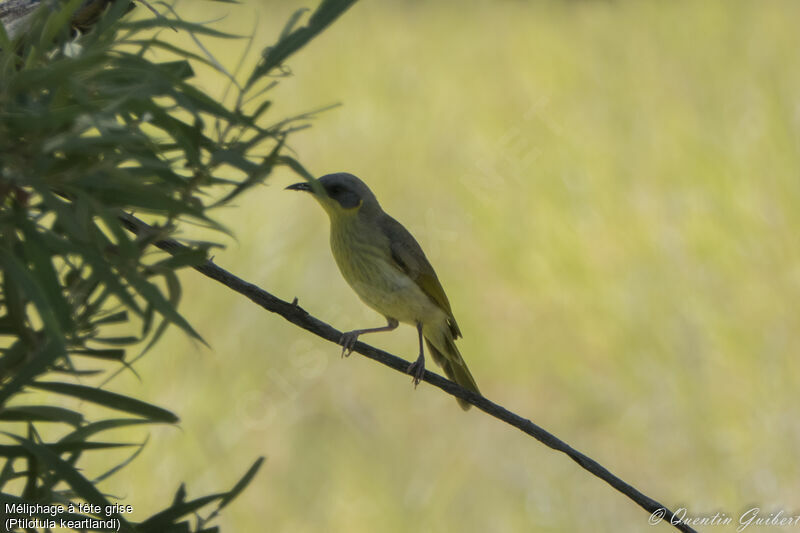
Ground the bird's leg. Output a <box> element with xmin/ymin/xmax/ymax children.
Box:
<box><xmin>340</xmin><ymin>317</ymin><xmax>399</xmax><ymax>357</ymax></box>
<box><xmin>407</xmin><ymin>322</ymin><xmax>426</xmax><ymax>387</ymax></box>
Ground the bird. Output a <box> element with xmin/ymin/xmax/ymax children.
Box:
<box><xmin>287</xmin><ymin>172</ymin><xmax>480</xmax><ymax>410</ymax></box>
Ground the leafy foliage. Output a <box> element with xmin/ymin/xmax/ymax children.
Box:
<box><xmin>0</xmin><ymin>0</ymin><xmax>356</xmax><ymax>530</ymax></box>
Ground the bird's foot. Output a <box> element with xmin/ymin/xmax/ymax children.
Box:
<box><xmin>339</xmin><ymin>330</ymin><xmax>360</xmax><ymax>358</ymax></box>
<box><xmin>407</xmin><ymin>354</ymin><xmax>425</xmax><ymax>387</ymax></box>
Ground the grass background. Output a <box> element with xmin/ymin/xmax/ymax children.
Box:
<box><xmin>99</xmin><ymin>0</ymin><xmax>800</xmax><ymax>531</ymax></box>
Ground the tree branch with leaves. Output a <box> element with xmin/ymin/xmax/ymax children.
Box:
<box><xmin>0</xmin><ymin>0</ymin><xmax>356</xmax><ymax>530</ymax></box>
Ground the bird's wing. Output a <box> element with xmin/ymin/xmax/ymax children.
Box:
<box><xmin>380</xmin><ymin>214</ymin><xmax>462</xmax><ymax>339</ymax></box>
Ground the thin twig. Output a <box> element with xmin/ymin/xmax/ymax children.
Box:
<box><xmin>119</xmin><ymin>212</ymin><xmax>696</xmax><ymax>533</ymax></box>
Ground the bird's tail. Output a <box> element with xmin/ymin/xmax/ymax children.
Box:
<box><xmin>424</xmin><ymin>336</ymin><xmax>480</xmax><ymax>411</ymax></box>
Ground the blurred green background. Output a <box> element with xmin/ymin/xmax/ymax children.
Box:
<box><xmin>104</xmin><ymin>0</ymin><xmax>800</xmax><ymax>531</ymax></box>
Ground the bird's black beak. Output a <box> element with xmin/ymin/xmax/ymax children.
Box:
<box><xmin>286</xmin><ymin>182</ymin><xmax>312</xmax><ymax>192</ymax></box>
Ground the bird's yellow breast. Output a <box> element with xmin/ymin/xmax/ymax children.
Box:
<box><xmin>328</xmin><ymin>215</ymin><xmax>444</xmax><ymax>327</ymax></box>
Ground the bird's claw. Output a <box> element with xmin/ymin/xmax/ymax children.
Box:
<box><xmin>407</xmin><ymin>356</ymin><xmax>425</xmax><ymax>388</ymax></box>
<box><xmin>339</xmin><ymin>331</ymin><xmax>360</xmax><ymax>358</ymax></box>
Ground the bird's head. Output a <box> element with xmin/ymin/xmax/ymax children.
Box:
<box><xmin>286</xmin><ymin>173</ymin><xmax>380</xmax><ymax>218</ymax></box>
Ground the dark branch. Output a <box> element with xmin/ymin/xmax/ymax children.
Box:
<box><xmin>120</xmin><ymin>212</ymin><xmax>696</xmax><ymax>533</ymax></box>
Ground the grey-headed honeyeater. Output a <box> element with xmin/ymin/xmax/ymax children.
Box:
<box><xmin>287</xmin><ymin>173</ymin><xmax>480</xmax><ymax>410</ymax></box>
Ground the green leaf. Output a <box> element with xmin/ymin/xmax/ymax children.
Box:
<box><xmin>124</xmin><ymin>272</ymin><xmax>204</xmax><ymax>343</ymax></box>
<box><xmin>83</xmin><ymin>0</ymin><xmax>137</xmax><ymax>40</ymax></box>
<box><xmin>173</xmin><ymin>80</ymin><xmax>240</xmax><ymax>122</ymax></box>
<box><xmin>22</xmin><ymin>426</ymin><xmax>37</xmax><ymax>500</ymax></box>
<box><xmin>210</xmin><ymin>139</ymin><xmax>283</xmax><ymax>207</ymax></box>
<box><xmin>18</xmin><ymin>221</ymin><xmax>76</xmax><ymax>335</ymax></box>
<box><xmin>139</xmin><ymin>494</ymin><xmax>225</xmax><ymax>532</ymax></box>
<box><xmin>59</xmin><ymin>418</ymin><xmax>156</xmax><ymax>443</ymax></box>
<box><xmin>172</xmin><ymin>483</ymin><xmax>187</xmax><ymax>506</ymax></box>
<box><xmin>0</xmin><ymin>455</ymin><xmax>16</xmax><ymax>489</ymax></box>
<box><xmin>92</xmin><ymin>336</ymin><xmax>140</xmax><ymax>346</ymax></box>
<box><xmin>279</xmin><ymin>9</ymin><xmax>310</xmax><ymax>42</ymax></box>
<box><xmin>0</xmin><ymin>405</ymin><xmax>83</xmax><ymax>426</ymax></box>
<box><xmin>0</xmin><ymin>441</ymin><xmax>133</xmax><ymax>458</ymax></box>
<box><xmin>119</xmin><ymin>18</ymin><xmax>241</xmax><ymax>39</ymax></box>
<box><xmin>216</xmin><ymin>456</ymin><xmax>265</xmax><ymax>513</ymax></box>
<box><xmin>247</xmin><ymin>0</ymin><xmax>358</xmax><ymax>88</ymax></box>
<box><xmin>1</xmin><ymin>432</ymin><xmax>117</xmax><ymax>511</ymax></box>
<box><xmin>90</xmin><ymin>310</ymin><xmax>129</xmax><ymax>326</ymax></box>
<box><xmin>0</xmin><ymin>340</ymin><xmax>66</xmax><ymax>407</ymax></box>
<box><xmin>29</xmin><ymin>382</ymin><xmax>179</xmax><ymax>423</ymax></box>
<box><xmin>277</xmin><ymin>154</ymin><xmax>317</xmax><ymax>182</ymax></box>
<box><xmin>0</xmin><ymin>249</ymin><xmax>64</xmax><ymax>340</ymax></box>
<box><xmin>80</xmin><ymin>180</ymin><xmax>202</xmax><ymax>215</ymax></box>
<box><xmin>70</xmin><ymin>348</ymin><xmax>126</xmax><ymax>361</ymax></box>
<box><xmin>51</xmin><ymin>367</ymin><xmax>104</xmax><ymax>377</ymax></box>
<box><xmin>0</xmin><ymin>4</ymin><xmax>12</xmax><ymax>50</ymax></box>
<box><xmin>37</xmin><ymin>193</ymin><xmax>144</xmax><ymax>316</ymax></box>
<box><xmin>0</xmin><ymin>340</ymin><xmax>28</xmax><ymax>380</ymax></box>
<box><xmin>92</xmin><ymin>435</ymin><xmax>148</xmax><ymax>484</ymax></box>
<box><xmin>120</xmin><ymin>38</ymin><xmax>219</xmax><ymax>69</ymax></box>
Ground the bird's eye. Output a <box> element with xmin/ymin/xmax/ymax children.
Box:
<box><xmin>329</xmin><ymin>185</ymin><xmax>342</xmax><ymax>195</ymax></box>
